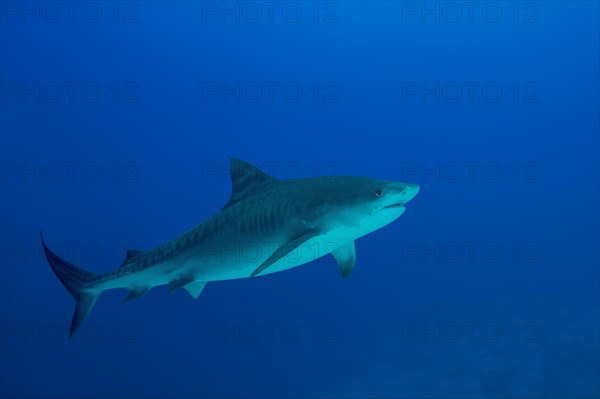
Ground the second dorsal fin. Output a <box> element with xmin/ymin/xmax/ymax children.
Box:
<box><xmin>223</xmin><ymin>158</ymin><xmax>277</xmax><ymax>208</ymax></box>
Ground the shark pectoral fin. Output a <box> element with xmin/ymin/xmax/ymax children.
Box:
<box><xmin>251</xmin><ymin>230</ymin><xmax>319</xmax><ymax>277</ymax></box>
<box><xmin>168</xmin><ymin>276</ymin><xmax>194</xmax><ymax>294</ymax></box>
<box><xmin>184</xmin><ymin>281</ymin><xmax>207</xmax><ymax>299</ymax></box>
<box><xmin>332</xmin><ymin>241</ymin><xmax>356</xmax><ymax>278</ymax></box>
<box><xmin>124</xmin><ymin>287</ymin><xmax>150</xmax><ymax>302</ymax></box>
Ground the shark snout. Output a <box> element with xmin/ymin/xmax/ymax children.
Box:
<box><xmin>377</xmin><ymin>182</ymin><xmax>420</xmax><ymax>211</ymax></box>
<box><xmin>387</xmin><ymin>182</ymin><xmax>420</xmax><ymax>203</ymax></box>
<box><xmin>401</xmin><ymin>183</ymin><xmax>420</xmax><ymax>203</ymax></box>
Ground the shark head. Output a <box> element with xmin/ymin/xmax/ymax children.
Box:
<box><xmin>306</xmin><ymin>176</ymin><xmax>420</xmax><ymax>240</ymax></box>
<box><xmin>224</xmin><ymin>158</ymin><xmax>420</xmax><ymax>243</ymax></box>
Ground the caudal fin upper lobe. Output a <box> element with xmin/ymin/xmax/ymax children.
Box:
<box><xmin>40</xmin><ymin>232</ymin><xmax>101</xmax><ymax>338</ymax></box>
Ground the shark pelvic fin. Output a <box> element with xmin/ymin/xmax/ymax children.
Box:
<box><xmin>184</xmin><ymin>281</ymin><xmax>207</xmax><ymax>299</ymax></box>
<box><xmin>124</xmin><ymin>287</ymin><xmax>150</xmax><ymax>302</ymax></box>
<box><xmin>332</xmin><ymin>241</ymin><xmax>356</xmax><ymax>278</ymax></box>
<box><xmin>223</xmin><ymin>159</ymin><xmax>278</xmax><ymax>208</ymax></box>
<box><xmin>168</xmin><ymin>276</ymin><xmax>194</xmax><ymax>294</ymax></box>
<box><xmin>251</xmin><ymin>230</ymin><xmax>319</xmax><ymax>277</ymax></box>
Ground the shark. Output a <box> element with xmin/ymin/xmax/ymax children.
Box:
<box><xmin>41</xmin><ymin>158</ymin><xmax>420</xmax><ymax>337</ymax></box>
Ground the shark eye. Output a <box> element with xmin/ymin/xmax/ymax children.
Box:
<box><xmin>375</xmin><ymin>189</ymin><xmax>383</xmax><ymax>198</ymax></box>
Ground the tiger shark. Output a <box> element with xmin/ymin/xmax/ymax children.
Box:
<box><xmin>42</xmin><ymin>158</ymin><xmax>420</xmax><ymax>337</ymax></box>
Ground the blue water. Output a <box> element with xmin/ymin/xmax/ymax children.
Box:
<box><xmin>1</xmin><ymin>1</ymin><xmax>599</xmax><ymax>398</ymax></box>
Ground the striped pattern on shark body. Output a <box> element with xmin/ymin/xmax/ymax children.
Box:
<box><xmin>42</xmin><ymin>158</ymin><xmax>420</xmax><ymax>337</ymax></box>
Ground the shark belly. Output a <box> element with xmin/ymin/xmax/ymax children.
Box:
<box><xmin>93</xmin><ymin>223</ymin><xmax>367</xmax><ymax>292</ymax></box>
<box><xmin>187</xmin><ymin>229</ymin><xmax>356</xmax><ymax>281</ymax></box>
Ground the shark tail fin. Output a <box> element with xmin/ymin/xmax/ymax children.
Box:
<box><xmin>40</xmin><ymin>232</ymin><xmax>101</xmax><ymax>339</ymax></box>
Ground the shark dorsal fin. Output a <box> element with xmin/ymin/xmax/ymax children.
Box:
<box><xmin>126</xmin><ymin>249</ymin><xmax>144</xmax><ymax>259</ymax></box>
<box><xmin>120</xmin><ymin>249</ymin><xmax>144</xmax><ymax>268</ymax></box>
<box><xmin>223</xmin><ymin>159</ymin><xmax>277</xmax><ymax>208</ymax></box>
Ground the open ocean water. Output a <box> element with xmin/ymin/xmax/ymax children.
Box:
<box><xmin>1</xmin><ymin>1</ymin><xmax>599</xmax><ymax>398</ymax></box>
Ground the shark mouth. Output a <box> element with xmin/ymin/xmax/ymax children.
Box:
<box><xmin>382</xmin><ymin>202</ymin><xmax>405</xmax><ymax>209</ymax></box>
